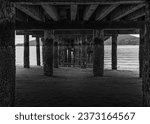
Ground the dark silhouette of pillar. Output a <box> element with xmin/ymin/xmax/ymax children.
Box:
<box><xmin>0</xmin><ymin>0</ymin><xmax>15</xmax><ymax>106</ymax></box>
<box><xmin>43</xmin><ymin>30</ymin><xmax>54</xmax><ymax>76</ymax></box>
<box><xmin>36</xmin><ymin>37</ymin><xmax>41</xmax><ymax>66</ymax></box>
<box><xmin>87</xmin><ymin>42</ymin><xmax>91</xmax><ymax>65</ymax></box>
<box><xmin>143</xmin><ymin>1</ymin><xmax>150</xmax><ymax>106</ymax></box>
<box><xmin>68</xmin><ymin>47</ymin><xmax>72</xmax><ymax>67</ymax></box>
<box><xmin>41</xmin><ymin>37</ymin><xmax>44</xmax><ymax>66</ymax></box>
<box><xmin>74</xmin><ymin>41</ymin><xmax>79</xmax><ymax>66</ymax></box>
<box><xmin>54</xmin><ymin>41</ymin><xmax>59</xmax><ymax>68</ymax></box>
<box><xmin>62</xmin><ymin>40</ymin><xmax>66</xmax><ymax>67</ymax></box>
<box><xmin>112</xmin><ymin>34</ymin><xmax>118</xmax><ymax>70</ymax></box>
<box><xmin>81</xmin><ymin>35</ymin><xmax>87</xmax><ymax>69</ymax></box>
<box><xmin>24</xmin><ymin>35</ymin><xmax>30</xmax><ymax>68</ymax></box>
<box><xmin>58</xmin><ymin>43</ymin><xmax>62</xmax><ymax>66</ymax></box>
<box><xmin>64</xmin><ymin>43</ymin><xmax>68</xmax><ymax>67</ymax></box>
<box><xmin>139</xmin><ymin>28</ymin><xmax>144</xmax><ymax>78</ymax></box>
<box><xmin>78</xmin><ymin>36</ymin><xmax>82</xmax><ymax>66</ymax></box>
<box><xmin>93</xmin><ymin>30</ymin><xmax>104</xmax><ymax>77</ymax></box>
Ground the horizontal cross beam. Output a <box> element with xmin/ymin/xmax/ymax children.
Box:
<box><xmin>15</xmin><ymin>21</ymin><xmax>144</xmax><ymax>30</ymax></box>
<box><xmin>16</xmin><ymin>29</ymin><xmax>139</xmax><ymax>36</ymax></box>
<box><xmin>13</xmin><ymin>0</ymin><xmax>144</xmax><ymax>5</ymax></box>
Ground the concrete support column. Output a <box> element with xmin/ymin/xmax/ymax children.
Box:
<box><xmin>81</xmin><ymin>35</ymin><xmax>87</xmax><ymax>69</ymax></box>
<box><xmin>54</xmin><ymin>41</ymin><xmax>59</xmax><ymax>68</ymax></box>
<box><xmin>24</xmin><ymin>35</ymin><xmax>30</xmax><ymax>68</ymax></box>
<box><xmin>143</xmin><ymin>2</ymin><xmax>150</xmax><ymax>106</ymax></box>
<box><xmin>93</xmin><ymin>30</ymin><xmax>104</xmax><ymax>77</ymax></box>
<box><xmin>43</xmin><ymin>30</ymin><xmax>54</xmax><ymax>76</ymax></box>
<box><xmin>139</xmin><ymin>28</ymin><xmax>144</xmax><ymax>78</ymax></box>
<box><xmin>0</xmin><ymin>0</ymin><xmax>15</xmax><ymax>106</ymax></box>
<box><xmin>36</xmin><ymin>37</ymin><xmax>40</xmax><ymax>66</ymax></box>
<box><xmin>112</xmin><ymin>34</ymin><xmax>118</xmax><ymax>70</ymax></box>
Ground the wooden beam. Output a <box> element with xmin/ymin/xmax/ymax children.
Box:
<box><xmin>16</xmin><ymin>29</ymin><xmax>139</xmax><ymax>36</ymax></box>
<box><xmin>16</xmin><ymin>5</ymin><xmax>43</xmax><ymax>21</ymax></box>
<box><xmin>16</xmin><ymin>30</ymin><xmax>43</xmax><ymax>35</ymax></box>
<box><xmin>41</xmin><ymin>4</ymin><xmax>59</xmax><ymax>21</ymax></box>
<box><xmin>142</xmin><ymin>1</ymin><xmax>150</xmax><ymax>106</ymax></box>
<box><xmin>16</xmin><ymin>21</ymin><xmax>144</xmax><ymax>30</ymax></box>
<box><xmin>125</xmin><ymin>8</ymin><xmax>145</xmax><ymax>20</ymax></box>
<box><xmin>84</xmin><ymin>5</ymin><xmax>99</xmax><ymax>21</ymax></box>
<box><xmin>55</xmin><ymin>29</ymin><xmax>139</xmax><ymax>35</ymax></box>
<box><xmin>111</xmin><ymin>4</ymin><xmax>145</xmax><ymax>20</ymax></box>
<box><xmin>16</xmin><ymin>9</ymin><xmax>28</xmax><ymax>22</ymax></box>
<box><xmin>105</xmin><ymin>29</ymin><xmax>139</xmax><ymax>34</ymax></box>
<box><xmin>32</xmin><ymin>35</ymin><xmax>43</xmax><ymax>37</ymax></box>
<box><xmin>71</xmin><ymin>5</ymin><xmax>77</xmax><ymax>21</ymax></box>
<box><xmin>14</xmin><ymin>0</ymin><xmax>144</xmax><ymax>5</ymax></box>
<box><xmin>96</xmin><ymin>4</ymin><xmax>119</xmax><ymax>21</ymax></box>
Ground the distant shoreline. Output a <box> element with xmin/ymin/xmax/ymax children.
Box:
<box><xmin>16</xmin><ymin>35</ymin><xmax>139</xmax><ymax>46</ymax></box>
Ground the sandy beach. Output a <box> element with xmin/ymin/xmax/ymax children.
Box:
<box><xmin>15</xmin><ymin>66</ymin><xmax>142</xmax><ymax>107</ymax></box>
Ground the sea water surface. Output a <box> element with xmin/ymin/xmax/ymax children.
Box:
<box><xmin>16</xmin><ymin>45</ymin><xmax>139</xmax><ymax>70</ymax></box>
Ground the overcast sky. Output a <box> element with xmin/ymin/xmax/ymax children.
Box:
<box><xmin>130</xmin><ymin>34</ymin><xmax>139</xmax><ymax>38</ymax></box>
<box><xmin>15</xmin><ymin>35</ymin><xmax>35</xmax><ymax>44</ymax></box>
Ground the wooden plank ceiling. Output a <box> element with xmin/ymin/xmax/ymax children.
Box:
<box><xmin>12</xmin><ymin>0</ymin><xmax>146</xmax><ymax>33</ymax></box>
<box><xmin>15</xmin><ymin>0</ymin><xmax>145</xmax><ymax>23</ymax></box>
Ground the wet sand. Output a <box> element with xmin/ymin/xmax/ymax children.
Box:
<box><xmin>15</xmin><ymin>66</ymin><xmax>142</xmax><ymax>107</ymax></box>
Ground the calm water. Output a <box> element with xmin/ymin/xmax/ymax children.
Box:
<box><xmin>16</xmin><ymin>45</ymin><xmax>139</xmax><ymax>70</ymax></box>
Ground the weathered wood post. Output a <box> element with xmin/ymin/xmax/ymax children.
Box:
<box><xmin>81</xmin><ymin>35</ymin><xmax>87</xmax><ymax>69</ymax></box>
<box><xmin>112</xmin><ymin>34</ymin><xmax>118</xmax><ymax>70</ymax></box>
<box><xmin>74</xmin><ymin>37</ymin><xmax>79</xmax><ymax>67</ymax></box>
<box><xmin>58</xmin><ymin>42</ymin><xmax>62</xmax><ymax>66</ymax></box>
<box><xmin>54</xmin><ymin>41</ymin><xmax>59</xmax><ymax>68</ymax></box>
<box><xmin>36</xmin><ymin>37</ymin><xmax>41</xmax><ymax>66</ymax></box>
<box><xmin>78</xmin><ymin>36</ymin><xmax>82</xmax><ymax>66</ymax></box>
<box><xmin>0</xmin><ymin>0</ymin><xmax>15</xmax><ymax>106</ymax></box>
<box><xmin>87</xmin><ymin>42</ymin><xmax>91</xmax><ymax>65</ymax></box>
<box><xmin>43</xmin><ymin>30</ymin><xmax>54</xmax><ymax>76</ymax></box>
<box><xmin>41</xmin><ymin>37</ymin><xmax>44</xmax><ymax>66</ymax></box>
<box><xmin>58</xmin><ymin>37</ymin><xmax>63</xmax><ymax>66</ymax></box>
<box><xmin>90</xmin><ymin>42</ymin><xmax>94</xmax><ymax>64</ymax></box>
<box><xmin>24</xmin><ymin>35</ymin><xmax>30</xmax><ymax>68</ymax></box>
<box><xmin>64</xmin><ymin>42</ymin><xmax>68</xmax><ymax>67</ymax></box>
<box><xmin>143</xmin><ymin>1</ymin><xmax>150</xmax><ymax>106</ymax></box>
<box><xmin>139</xmin><ymin>28</ymin><xmax>144</xmax><ymax>78</ymax></box>
<box><xmin>93</xmin><ymin>30</ymin><xmax>104</xmax><ymax>76</ymax></box>
<box><xmin>68</xmin><ymin>42</ymin><xmax>72</xmax><ymax>67</ymax></box>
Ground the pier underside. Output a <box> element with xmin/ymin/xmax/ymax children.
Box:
<box><xmin>1</xmin><ymin>0</ymin><xmax>150</xmax><ymax>107</ymax></box>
